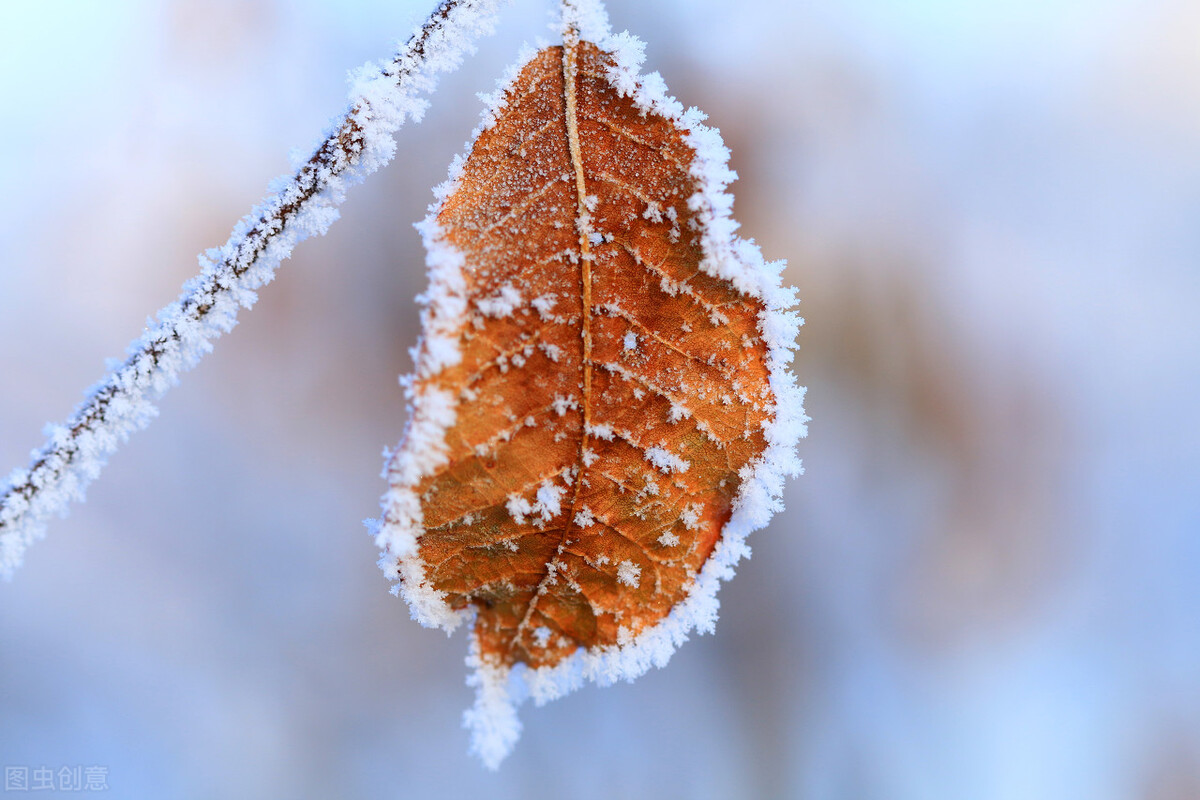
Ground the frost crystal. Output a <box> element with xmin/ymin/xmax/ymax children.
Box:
<box><xmin>533</xmin><ymin>481</ymin><xmax>566</xmax><ymax>523</ymax></box>
<box><xmin>505</xmin><ymin>494</ymin><xmax>534</xmax><ymax>525</ymax></box>
<box><xmin>585</xmin><ymin>422</ymin><xmax>614</xmax><ymax>440</ymax></box>
<box><xmin>476</xmin><ymin>283</ymin><xmax>523</xmax><ymax>317</ymax></box>
<box><xmin>531</xmin><ymin>293</ymin><xmax>558</xmax><ymax>319</ymax></box>
<box><xmin>645</xmin><ymin>446</ymin><xmax>690</xmax><ymax>475</ymax></box>
<box><xmin>616</xmin><ymin>560</ymin><xmax>642</xmax><ymax>588</ymax></box>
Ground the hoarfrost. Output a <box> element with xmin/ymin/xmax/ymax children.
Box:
<box><xmin>668</xmin><ymin>401</ymin><xmax>690</xmax><ymax>422</ymax></box>
<box><xmin>552</xmin><ymin>394</ymin><xmax>578</xmax><ymax>417</ymax></box>
<box><xmin>408</xmin><ymin>0</ymin><xmax>808</xmax><ymax>771</ymax></box>
<box><xmin>2</xmin><ymin>0</ymin><xmax>508</xmax><ymax>580</ymax></box>
<box><xmin>533</xmin><ymin>481</ymin><xmax>565</xmax><ymax>523</ymax></box>
<box><xmin>531</xmin><ymin>293</ymin><xmax>558</xmax><ymax>319</ymax></box>
<box><xmin>645</xmin><ymin>446</ymin><xmax>690</xmax><ymax>474</ymax></box>
<box><xmin>616</xmin><ymin>560</ymin><xmax>642</xmax><ymax>588</ymax></box>
<box><xmin>585</xmin><ymin>422</ymin><xmax>615</xmax><ymax>441</ymax></box>
<box><xmin>680</xmin><ymin>503</ymin><xmax>703</xmax><ymax>531</ymax></box>
<box><xmin>505</xmin><ymin>494</ymin><xmax>534</xmax><ymax>525</ymax></box>
<box><xmin>476</xmin><ymin>283</ymin><xmax>523</xmax><ymax>318</ymax></box>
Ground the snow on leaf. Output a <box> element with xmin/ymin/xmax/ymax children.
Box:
<box><xmin>476</xmin><ymin>282</ymin><xmax>523</xmax><ymax>317</ymax></box>
<box><xmin>376</xmin><ymin>1</ymin><xmax>806</xmax><ymax>770</ymax></box>
<box><xmin>644</xmin><ymin>445</ymin><xmax>690</xmax><ymax>475</ymax></box>
<box><xmin>616</xmin><ymin>559</ymin><xmax>642</xmax><ymax>588</ymax></box>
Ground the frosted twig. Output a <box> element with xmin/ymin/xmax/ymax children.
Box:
<box><xmin>0</xmin><ymin>0</ymin><xmax>505</xmax><ymax>579</ymax></box>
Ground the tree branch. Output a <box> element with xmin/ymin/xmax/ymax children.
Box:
<box><xmin>0</xmin><ymin>0</ymin><xmax>506</xmax><ymax>579</ymax></box>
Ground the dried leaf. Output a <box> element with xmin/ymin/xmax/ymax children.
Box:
<box><xmin>376</xmin><ymin>9</ymin><xmax>805</xmax><ymax>768</ymax></box>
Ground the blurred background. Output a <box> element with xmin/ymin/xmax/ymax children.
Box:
<box><xmin>2</xmin><ymin>0</ymin><xmax>1198</xmax><ymax>797</ymax></box>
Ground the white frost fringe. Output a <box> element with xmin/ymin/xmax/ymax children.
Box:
<box><xmin>372</xmin><ymin>28</ymin><xmax>548</xmax><ymax>630</ymax></box>
<box><xmin>379</xmin><ymin>0</ymin><xmax>807</xmax><ymax>771</ymax></box>
<box><xmin>0</xmin><ymin>0</ymin><xmax>506</xmax><ymax>580</ymax></box>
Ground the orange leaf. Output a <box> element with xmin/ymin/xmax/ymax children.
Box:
<box><xmin>376</xmin><ymin>11</ymin><xmax>805</xmax><ymax>768</ymax></box>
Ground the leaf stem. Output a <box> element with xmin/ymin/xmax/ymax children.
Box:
<box><xmin>0</xmin><ymin>0</ymin><xmax>505</xmax><ymax>579</ymax></box>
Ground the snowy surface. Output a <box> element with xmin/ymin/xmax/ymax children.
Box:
<box><xmin>2</xmin><ymin>0</ymin><xmax>1200</xmax><ymax>797</ymax></box>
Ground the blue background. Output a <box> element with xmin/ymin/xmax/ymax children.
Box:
<box><xmin>2</xmin><ymin>0</ymin><xmax>1198</xmax><ymax>797</ymax></box>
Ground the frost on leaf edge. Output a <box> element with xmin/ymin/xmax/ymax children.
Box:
<box><xmin>377</xmin><ymin>3</ymin><xmax>808</xmax><ymax>770</ymax></box>
<box><xmin>374</xmin><ymin>42</ymin><xmax>546</xmax><ymax>632</ymax></box>
<box><xmin>464</xmin><ymin>24</ymin><xmax>808</xmax><ymax>768</ymax></box>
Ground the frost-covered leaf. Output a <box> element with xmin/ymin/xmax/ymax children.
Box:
<box><xmin>376</xmin><ymin>3</ymin><xmax>805</xmax><ymax>769</ymax></box>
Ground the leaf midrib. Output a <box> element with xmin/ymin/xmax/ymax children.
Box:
<box><xmin>507</xmin><ymin>35</ymin><xmax>597</xmax><ymax>653</ymax></box>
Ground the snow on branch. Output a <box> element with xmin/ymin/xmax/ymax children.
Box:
<box><xmin>0</xmin><ymin>0</ymin><xmax>505</xmax><ymax>579</ymax></box>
